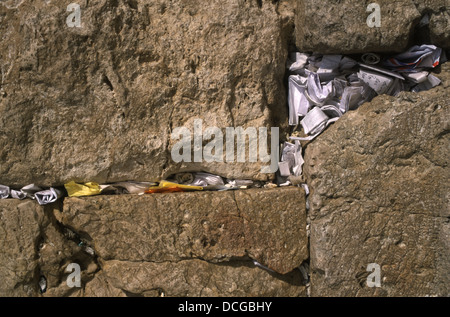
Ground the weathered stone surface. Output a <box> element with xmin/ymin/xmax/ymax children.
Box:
<box><xmin>0</xmin><ymin>199</ymin><xmax>98</xmax><ymax>297</ymax></box>
<box><xmin>62</xmin><ymin>187</ymin><xmax>308</xmax><ymax>275</ymax></box>
<box><xmin>0</xmin><ymin>0</ymin><xmax>291</xmax><ymax>187</ymax></box>
<box><xmin>295</xmin><ymin>0</ymin><xmax>449</xmax><ymax>54</ymax></box>
<box><xmin>84</xmin><ymin>259</ymin><xmax>306</xmax><ymax>297</ymax></box>
<box><xmin>304</xmin><ymin>63</ymin><xmax>450</xmax><ymax>296</ymax></box>
<box><xmin>37</xmin><ymin>203</ymin><xmax>99</xmax><ymax>297</ymax></box>
<box><xmin>0</xmin><ymin>200</ymin><xmax>43</xmax><ymax>296</ymax></box>
<box><xmin>430</xmin><ymin>9</ymin><xmax>450</xmax><ymax>49</ymax></box>
<box><xmin>412</xmin><ymin>0</ymin><xmax>448</xmax><ymax>14</ymax></box>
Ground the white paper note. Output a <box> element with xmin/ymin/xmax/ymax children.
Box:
<box><xmin>34</xmin><ymin>187</ymin><xmax>62</xmax><ymax>205</ymax></box>
<box><xmin>0</xmin><ymin>185</ymin><xmax>10</xmax><ymax>199</ymax></box>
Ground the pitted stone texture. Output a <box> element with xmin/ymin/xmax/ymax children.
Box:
<box><xmin>295</xmin><ymin>0</ymin><xmax>449</xmax><ymax>54</ymax></box>
<box><xmin>84</xmin><ymin>259</ymin><xmax>306</xmax><ymax>297</ymax></box>
<box><xmin>429</xmin><ymin>9</ymin><xmax>450</xmax><ymax>49</ymax></box>
<box><xmin>304</xmin><ymin>64</ymin><xmax>450</xmax><ymax>296</ymax></box>
<box><xmin>0</xmin><ymin>200</ymin><xmax>43</xmax><ymax>296</ymax></box>
<box><xmin>62</xmin><ymin>187</ymin><xmax>308</xmax><ymax>275</ymax></box>
<box><xmin>0</xmin><ymin>199</ymin><xmax>97</xmax><ymax>297</ymax></box>
<box><xmin>0</xmin><ymin>0</ymin><xmax>290</xmax><ymax>187</ymax></box>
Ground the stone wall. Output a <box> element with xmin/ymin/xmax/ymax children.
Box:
<box><xmin>0</xmin><ymin>0</ymin><xmax>449</xmax><ymax>297</ymax></box>
<box><xmin>295</xmin><ymin>0</ymin><xmax>450</xmax><ymax>54</ymax></box>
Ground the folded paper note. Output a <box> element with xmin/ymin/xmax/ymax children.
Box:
<box><xmin>357</xmin><ymin>69</ymin><xmax>394</xmax><ymax>95</ymax></box>
<box><xmin>21</xmin><ymin>184</ymin><xmax>44</xmax><ymax>199</ymax></box>
<box><xmin>288</xmin><ymin>52</ymin><xmax>309</xmax><ymax>72</ymax></box>
<box><xmin>100</xmin><ymin>181</ymin><xmax>157</xmax><ymax>194</ymax></box>
<box><xmin>65</xmin><ymin>181</ymin><xmax>102</xmax><ymax>197</ymax></box>
<box><xmin>11</xmin><ymin>189</ymin><xmax>27</xmax><ymax>200</ymax></box>
<box><xmin>145</xmin><ymin>181</ymin><xmax>203</xmax><ymax>194</ymax></box>
<box><xmin>382</xmin><ymin>44</ymin><xmax>442</xmax><ymax>72</ymax></box>
<box><xmin>0</xmin><ymin>185</ymin><xmax>10</xmax><ymax>199</ymax></box>
<box><xmin>35</xmin><ymin>188</ymin><xmax>62</xmax><ymax>205</ymax></box>
<box><xmin>190</xmin><ymin>173</ymin><xmax>224</xmax><ymax>187</ymax></box>
<box><xmin>288</xmin><ymin>75</ymin><xmax>310</xmax><ymax>125</ymax></box>
<box><xmin>411</xmin><ymin>74</ymin><xmax>441</xmax><ymax>92</ymax></box>
<box><xmin>279</xmin><ymin>141</ymin><xmax>304</xmax><ymax>177</ymax></box>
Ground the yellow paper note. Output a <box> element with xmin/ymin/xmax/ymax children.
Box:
<box><xmin>64</xmin><ymin>181</ymin><xmax>102</xmax><ymax>197</ymax></box>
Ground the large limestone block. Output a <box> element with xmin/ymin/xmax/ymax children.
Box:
<box><xmin>62</xmin><ymin>187</ymin><xmax>308</xmax><ymax>274</ymax></box>
<box><xmin>84</xmin><ymin>259</ymin><xmax>306</xmax><ymax>297</ymax></box>
<box><xmin>0</xmin><ymin>0</ymin><xmax>289</xmax><ymax>187</ymax></box>
<box><xmin>295</xmin><ymin>0</ymin><xmax>449</xmax><ymax>53</ymax></box>
<box><xmin>304</xmin><ymin>64</ymin><xmax>450</xmax><ymax>296</ymax></box>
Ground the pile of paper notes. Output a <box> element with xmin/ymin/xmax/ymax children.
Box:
<box><xmin>286</xmin><ymin>45</ymin><xmax>446</xmax><ymax>142</ymax></box>
<box><xmin>278</xmin><ymin>44</ymin><xmax>446</xmax><ymax>186</ymax></box>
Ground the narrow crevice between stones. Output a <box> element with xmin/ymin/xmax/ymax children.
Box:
<box><xmin>101</xmin><ymin>255</ymin><xmax>306</xmax><ymax>289</ymax></box>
